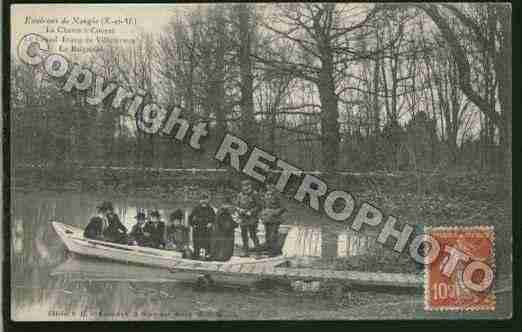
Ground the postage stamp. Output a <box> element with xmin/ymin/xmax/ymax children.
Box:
<box><xmin>425</xmin><ymin>226</ymin><xmax>496</xmax><ymax>311</ymax></box>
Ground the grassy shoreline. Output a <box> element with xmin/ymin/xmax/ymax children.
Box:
<box><xmin>13</xmin><ymin>167</ymin><xmax>511</xmax><ymax>276</ymax></box>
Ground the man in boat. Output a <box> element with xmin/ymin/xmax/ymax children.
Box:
<box><xmin>189</xmin><ymin>192</ymin><xmax>216</xmax><ymax>260</ymax></box>
<box><xmin>143</xmin><ymin>210</ymin><xmax>166</xmax><ymax>249</ymax></box>
<box><xmin>84</xmin><ymin>201</ymin><xmax>128</xmax><ymax>244</ymax></box>
<box><xmin>83</xmin><ymin>208</ymin><xmax>107</xmax><ymax>240</ymax></box>
<box><xmin>102</xmin><ymin>202</ymin><xmax>128</xmax><ymax>244</ymax></box>
<box><xmin>259</xmin><ymin>184</ymin><xmax>286</xmax><ymax>256</ymax></box>
<box><xmin>210</xmin><ymin>198</ymin><xmax>238</xmax><ymax>261</ymax></box>
<box><xmin>128</xmin><ymin>211</ymin><xmax>151</xmax><ymax>246</ymax></box>
<box><xmin>234</xmin><ymin>179</ymin><xmax>262</xmax><ymax>256</ymax></box>
<box><xmin>165</xmin><ymin>209</ymin><xmax>189</xmax><ymax>250</ymax></box>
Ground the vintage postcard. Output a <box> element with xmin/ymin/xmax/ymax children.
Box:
<box><xmin>5</xmin><ymin>2</ymin><xmax>512</xmax><ymax>321</ymax></box>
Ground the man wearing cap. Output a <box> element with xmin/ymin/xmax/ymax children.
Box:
<box><xmin>234</xmin><ymin>180</ymin><xmax>262</xmax><ymax>256</ymax></box>
<box><xmin>189</xmin><ymin>193</ymin><xmax>216</xmax><ymax>260</ymax></box>
<box><xmin>128</xmin><ymin>211</ymin><xmax>151</xmax><ymax>246</ymax></box>
<box><xmin>143</xmin><ymin>210</ymin><xmax>166</xmax><ymax>249</ymax></box>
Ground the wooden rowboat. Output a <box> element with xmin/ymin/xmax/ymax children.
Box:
<box><xmin>51</xmin><ymin>222</ymin><xmax>290</xmax><ymax>272</ymax></box>
<box><xmin>51</xmin><ymin>222</ymin><xmax>423</xmax><ymax>289</ymax></box>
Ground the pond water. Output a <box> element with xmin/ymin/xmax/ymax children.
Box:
<box><xmin>10</xmin><ymin>190</ymin><xmax>512</xmax><ymax>320</ymax></box>
<box><xmin>12</xmin><ymin>191</ymin><xmax>395</xmax><ymax>321</ymax></box>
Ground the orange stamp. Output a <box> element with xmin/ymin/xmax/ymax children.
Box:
<box><xmin>425</xmin><ymin>226</ymin><xmax>495</xmax><ymax>311</ymax></box>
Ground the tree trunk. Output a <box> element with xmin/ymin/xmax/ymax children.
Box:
<box><xmin>416</xmin><ymin>3</ymin><xmax>511</xmax><ymax>193</ymax></box>
<box><xmin>209</xmin><ymin>8</ymin><xmax>227</xmax><ymax>139</ymax></box>
<box><xmin>370</xmin><ymin>55</ymin><xmax>381</xmax><ymax>166</ymax></box>
<box><xmin>497</xmin><ymin>6</ymin><xmax>512</xmax><ymax>197</ymax></box>
<box><xmin>214</xmin><ymin>9</ymin><xmax>227</xmax><ymax>140</ymax></box>
<box><xmin>318</xmin><ymin>52</ymin><xmax>340</xmax><ymax>172</ymax></box>
<box><xmin>269</xmin><ymin>104</ymin><xmax>277</xmax><ymax>154</ymax></box>
<box><xmin>238</xmin><ymin>4</ymin><xmax>256</xmax><ymax>144</ymax></box>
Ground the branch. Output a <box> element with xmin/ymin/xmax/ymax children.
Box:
<box><xmin>276</xmin><ymin>125</ymin><xmax>320</xmax><ymax>137</ymax></box>
<box><xmin>261</xmin><ymin>22</ymin><xmax>321</xmax><ymax>59</ymax></box>
<box><xmin>441</xmin><ymin>4</ymin><xmax>489</xmax><ymax>51</ymax></box>
<box><xmin>278</xmin><ymin>103</ymin><xmax>321</xmax><ymax>111</ymax></box>
<box><xmin>329</xmin><ymin>5</ymin><xmax>380</xmax><ymax>40</ymax></box>
<box><xmin>277</xmin><ymin>111</ymin><xmax>320</xmax><ymax>116</ymax></box>
<box><xmin>414</xmin><ymin>3</ymin><xmax>501</xmax><ymax>125</ymax></box>
<box><xmin>252</xmin><ymin>53</ymin><xmax>319</xmax><ymax>83</ymax></box>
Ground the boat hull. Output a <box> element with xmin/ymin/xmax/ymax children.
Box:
<box><xmin>52</xmin><ymin>222</ymin><xmax>289</xmax><ymax>273</ymax></box>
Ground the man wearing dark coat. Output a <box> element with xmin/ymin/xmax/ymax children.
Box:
<box><xmin>104</xmin><ymin>207</ymin><xmax>128</xmax><ymax>244</ymax></box>
<box><xmin>84</xmin><ymin>201</ymin><xmax>127</xmax><ymax>244</ymax></box>
<box><xmin>166</xmin><ymin>209</ymin><xmax>190</xmax><ymax>250</ymax></box>
<box><xmin>143</xmin><ymin>210</ymin><xmax>166</xmax><ymax>248</ymax></box>
<box><xmin>128</xmin><ymin>211</ymin><xmax>151</xmax><ymax>246</ymax></box>
<box><xmin>83</xmin><ymin>215</ymin><xmax>106</xmax><ymax>240</ymax></box>
<box><xmin>189</xmin><ymin>193</ymin><xmax>216</xmax><ymax>259</ymax></box>
<box><xmin>210</xmin><ymin>205</ymin><xmax>238</xmax><ymax>261</ymax></box>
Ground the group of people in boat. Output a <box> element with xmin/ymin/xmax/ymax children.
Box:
<box><xmin>83</xmin><ymin>180</ymin><xmax>286</xmax><ymax>261</ymax></box>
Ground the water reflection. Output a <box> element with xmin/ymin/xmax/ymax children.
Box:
<box><xmin>10</xmin><ymin>192</ymin><xmax>315</xmax><ymax>321</ymax></box>
<box><xmin>12</xmin><ymin>192</ymin><xmax>199</xmax><ymax>320</ymax></box>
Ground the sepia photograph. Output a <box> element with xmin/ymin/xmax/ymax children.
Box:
<box><xmin>5</xmin><ymin>2</ymin><xmax>512</xmax><ymax>321</ymax></box>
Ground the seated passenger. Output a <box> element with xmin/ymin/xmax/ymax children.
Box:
<box><xmin>143</xmin><ymin>210</ymin><xmax>166</xmax><ymax>249</ymax></box>
<box><xmin>84</xmin><ymin>201</ymin><xmax>127</xmax><ymax>244</ymax></box>
<box><xmin>84</xmin><ymin>204</ymin><xmax>108</xmax><ymax>240</ymax></box>
<box><xmin>101</xmin><ymin>202</ymin><xmax>128</xmax><ymax>244</ymax></box>
<box><xmin>128</xmin><ymin>211</ymin><xmax>151</xmax><ymax>246</ymax></box>
<box><xmin>165</xmin><ymin>209</ymin><xmax>190</xmax><ymax>250</ymax></box>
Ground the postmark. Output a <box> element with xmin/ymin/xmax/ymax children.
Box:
<box><xmin>425</xmin><ymin>226</ymin><xmax>495</xmax><ymax>311</ymax></box>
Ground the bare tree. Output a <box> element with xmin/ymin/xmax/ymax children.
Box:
<box><xmin>412</xmin><ymin>3</ymin><xmax>511</xmax><ymax>192</ymax></box>
<box><xmin>255</xmin><ymin>3</ymin><xmax>384</xmax><ymax>171</ymax></box>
